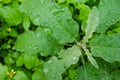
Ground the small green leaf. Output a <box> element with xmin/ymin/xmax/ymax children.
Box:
<box><xmin>22</xmin><ymin>14</ymin><xmax>30</xmax><ymax>31</ymax></box>
<box><xmin>16</xmin><ymin>54</ymin><xmax>24</xmax><ymax>66</ymax></box>
<box><xmin>5</xmin><ymin>54</ymin><xmax>14</xmax><ymax>64</ymax></box>
<box><xmin>32</xmin><ymin>69</ymin><xmax>45</xmax><ymax>80</ymax></box>
<box><xmin>68</xmin><ymin>69</ymin><xmax>76</xmax><ymax>79</ymax></box>
<box><xmin>23</xmin><ymin>53</ymin><xmax>39</xmax><ymax>69</ymax></box>
<box><xmin>13</xmin><ymin>70</ymin><xmax>29</xmax><ymax>80</ymax></box>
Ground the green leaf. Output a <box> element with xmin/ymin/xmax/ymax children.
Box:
<box><xmin>83</xmin><ymin>7</ymin><xmax>99</xmax><ymax>43</ymax></box>
<box><xmin>23</xmin><ymin>53</ymin><xmax>39</xmax><ymax>69</ymax></box>
<box><xmin>5</xmin><ymin>54</ymin><xmax>14</xmax><ymax>64</ymax></box>
<box><xmin>96</xmin><ymin>0</ymin><xmax>120</xmax><ymax>33</ymax></box>
<box><xmin>68</xmin><ymin>69</ymin><xmax>76</xmax><ymax>79</ymax></box>
<box><xmin>83</xmin><ymin>47</ymin><xmax>98</xmax><ymax>68</ymax></box>
<box><xmin>73</xmin><ymin>63</ymin><xmax>105</xmax><ymax>80</ymax></box>
<box><xmin>78</xmin><ymin>4</ymin><xmax>91</xmax><ymax>32</ymax></box>
<box><xmin>22</xmin><ymin>14</ymin><xmax>30</xmax><ymax>31</ymax></box>
<box><xmin>13</xmin><ymin>70</ymin><xmax>29</xmax><ymax>80</ymax></box>
<box><xmin>15</xmin><ymin>27</ymin><xmax>63</xmax><ymax>56</ymax></box>
<box><xmin>44</xmin><ymin>45</ymin><xmax>82</xmax><ymax>80</ymax></box>
<box><xmin>66</xmin><ymin>0</ymin><xmax>88</xmax><ymax>4</ymax></box>
<box><xmin>19</xmin><ymin>0</ymin><xmax>79</xmax><ymax>43</ymax></box>
<box><xmin>16</xmin><ymin>54</ymin><xmax>24</xmax><ymax>66</ymax></box>
<box><xmin>32</xmin><ymin>69</ymin><xmax>45</xmax><ymax>80</ymax></box>
<box><xmin>0</xmin><ymin>6</ymin><xmax>22</xmax><ymax>26</ymax></box>
<box><xmin>8</xmin><ymin>28</ymin><xmax>18</xmax><ymax>37</ymax></box>
<box><xmin>2</xmin><ymin>0</ymin><xmax>11</xmax><ymax>4</ymax></box>
<box><xmin>90</xmin><ymin>35</ymin><xmax>120</xmax><ymax>62</ymax></box>
<box><xmin>73</xmin><ymin>62</ymin><xmax>120</xmax><ymax>80</ymax></box>
<box><xmin>0</xmin><ymin>63</ymin><xmax>8</xmax><ymax>80</ymax></box>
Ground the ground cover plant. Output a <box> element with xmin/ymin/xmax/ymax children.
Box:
<box><xmin>0</xmin><ymin>0</ymin><xmax>120</xmax><ymax>80</ymax></box>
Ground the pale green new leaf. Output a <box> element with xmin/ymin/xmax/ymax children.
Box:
<box><xmin>96</xmin><ymin>0</ymin><xmax>120</xmax><ymax>33</ymax></box>
<box><xmin>83</xmin><ymin>7</ymin><xmax>99</xmax><ymax>43</ymax></box>
<box><xmin>44</xmin><ymin>45</ymin><xmax>82</xmax><ymax>80</ymax></box>
<box><xmin>19</xmin><ymin>0</ymin><xmax>79</xmax><ymax>43</ymax></box>
<box><xmin>90</xmin><ymin>35</ymin><xmax>120</xmax><ymax>62</ymax></box>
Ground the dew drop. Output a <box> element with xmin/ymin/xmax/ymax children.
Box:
<box><xmin>48</xmin><ymin>60</ymin><xmax>52</xmax><ymax>63</ymax></box>
<box><xmin>105</xmin><ymin>22</ymin><xmax>109</xmax><ymax>26</ymax></box>
<box><xmin>72</xmin><ymin>57</ymin><xmax>77</xmax><ymax>61</ymax></box>
<box><xmin>32</xmin><ymin>15</ymin><xmax>41</xmax><ymax>26</ymax></box>
<box><xmin>28</xmin><ymin>46</ymin><xmax>31</xmax><ymax>49</ymax></box>
<box><xmin>111</xmin><ymin>18</ymin><xmax>116</xmax><ymax>22</ymax></box>
<box><xmin>33</xmin><ymin>46</ymin><xmax>38</xmax><ymax>50</ymax></box>
<box><xmin>40</xmin><ymin>0</ymin><xmax>45</xmax><ymax>3</ymax></box>
<box><xmin>44</xmin><ymin>28</ymin><xmax>53</xmax><ymax>35</ymax></box>
<box><xmin>44</xmin><ymin>68</ymin><xmax>48</xmax><ymax>74</ymax></box>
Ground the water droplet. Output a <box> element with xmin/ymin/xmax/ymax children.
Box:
<box><xmin>28</xmin><ymin>46</ymin><xmax>31</xmax><ymax>49</ymax></box>
<box><xmin>32</xmin><ymin>15</ymin><xmax>41</xmax><ymax>25</ymax></box>
<box><xmin>48</xmin><ymin>60</ymin><xmax>52</xmax><ymax>63</ymax></box>
<box><xmin>111</xmin><ymin>18</ymin><xmax>115</xmax><ymax>22</ymax></box>
<box><xmin>44</xmin><ymin>68</ymin><xmax>48</xmax><ymax>74</ymax></box>
<box><xmin>33</xmin><ymin>46</ymin><xmax>38</xmax><ymax>50</ymax></box>
<box><xmin>72</xmin><ymin>57</ymin><xmax>77</xmax><ymax>60</ymax></box>
<box><xmin>44</xmin><ymin>28</ymin><xmax>53</xmax><ymax>35</ymax></box>
<box><xmin>40</xmin><ymin>0</ymin><xmax>45</xmax><ymax>3</ymax></box>
<box><xmin>105</xmin><ymin>22</ymin><xmax>109</xmax><ymax>26</ymax></box>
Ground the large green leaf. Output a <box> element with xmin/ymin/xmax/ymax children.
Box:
<box><xmin>96</xmin><ymin>0</ymin><xmax>120</xmax><ymax>33</ymax></box>
<box><xmin>73</xmin><ymin>63</ymin><xmax>120</xmax><ymax>80</ymax></box>
<box><xmin>15</xmin><ymin>27</ymin><xmax>63</xmax><ymax>56</ymax></box>
<box><xmin>90</xmin><ymin>35</ymin><xmax>120</xmax><ymax>62</ymax></box>
<box><xmin>19</xmin><ymin>0</ymin><xmax>79</xmax><ymax>44</ymax></box>
<box><xmin>44</xmin><ymin>45</ymin><xmax>82</xmax><ymax>80</ymax></box>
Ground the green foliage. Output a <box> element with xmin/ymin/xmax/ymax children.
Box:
<box><xmin>19</xmin><ymin>0</ymin><xmax>79</xmax><ymax>44</ymax></box>
<box><xmin>90</xmin><ymin>35</ymin><xmax>120</xmax><ymax>62</ymax></box>
<box><xmin>0</xmin><ymin>63</ymin><xmax>8</xmax><ymax>80</ymax></box>
<box><xmin>96</xmin><ymin>0</ymin><xmax>120</xmax><ymax>33</ymax></box>
<box><xmin>0</xmin><ymin>0</ymin><xmax>120</xmax><ymax>80</ymax></box>
<box><xmin>73</xmin><ymin>62</ymin><xmax>120</xmax><ymax>80</ymax></box>
<box><xmin>44</xmin><ymin>45</ymin><xmax>82</xmax><ymax>80</ymax></box>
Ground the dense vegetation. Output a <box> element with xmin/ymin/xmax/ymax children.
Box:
<box><xmin>0</xmin><ymin>0</ymin><xmax>120</xmax><ymax>80</ymax></box>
